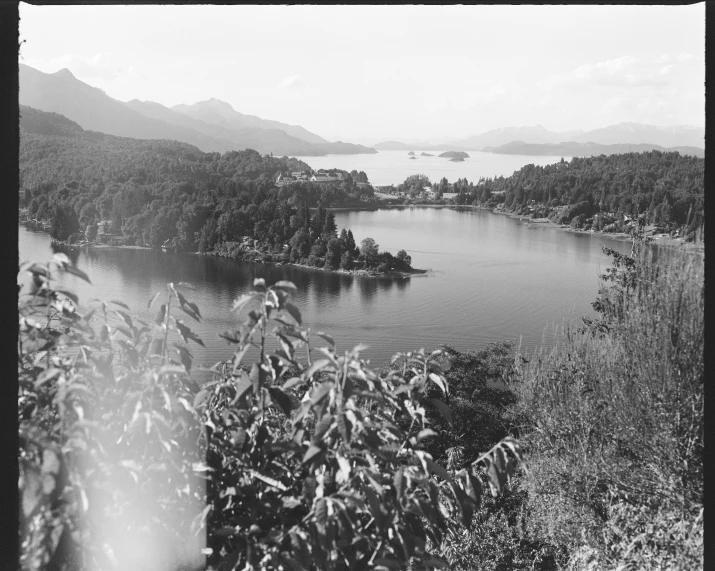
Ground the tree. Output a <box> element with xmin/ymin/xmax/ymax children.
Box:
<box><xmin>396</xmin><ymin>249</ymin><xmax>412</xmax><ymax>269</ymax></box>
<box><xmin>346</xmin><ymin>229</ymin><xmax>359</xmax><ymax>257</ymax></box>
<box><xmin>85</xmin><ymin>221</ymin><xmax>98</xmax><ymax>242</ymax></box>
<box><xmin>324</xmin><ymin>237</ymin><xmax>342</xmax><ymax>270</ymax></box>
<box><xmin>289</xmin><ymin>228</ymin><xmax>311</xmax><ymax>261</ymax></box>
<box><xmin>322</xmin><ymin>210</ymin><xmax>337</xmax><ymax>238</ymax></box>
<box><xmin>50</xmin><ymin>203</ymin><xmax>79</xmax><ymax>241</ymax></box>
<box><xmin>360</xmin><ymin>237</ymin><xmax>379</xmax><ymax>265</ymax></box>
<box><xmin>340</xmin><ymin>250</ymin><xmax>354</xmax><ymax>270</ymax></box>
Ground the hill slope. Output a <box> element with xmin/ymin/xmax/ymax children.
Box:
<box><xmin>19</xmin><ymin>64</ymin><xmax>375</xmax><ymax>156</ymax></box>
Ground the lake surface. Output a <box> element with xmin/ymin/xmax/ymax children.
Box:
<box><xmin>19</xmin><ymin>208</ymin><xmax>632</xmax><ymax>373</ymax></box>
<box><xmin>292</xmin><ymin>150</ymin><xmax>570</xmax><ymax>186</ymax></box>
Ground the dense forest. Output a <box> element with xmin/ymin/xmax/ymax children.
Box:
<box><xmin>20</xmin><ymin>106</ymin><xmax>413</xmax><ymax>273</ymax></box>
<box><xmin>446</xmin><ymin>152</ymin><xmax>703</xmax><ymax>239</ymax></box>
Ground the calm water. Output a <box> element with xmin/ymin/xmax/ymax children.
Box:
<box><xmin>19</xmin><ymin>209</ymin><xmax>632</xmax><ymax>371</ymax></box>
<box><xmin>292</xmin><ymin>150</ymin><xmax>570</xmax><ymax>186</ymax></box>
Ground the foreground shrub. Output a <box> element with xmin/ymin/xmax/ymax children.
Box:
<box><xmin>18</xmin><ymin>255</ymin><xmax>522</xmax><ymax>571</ymax></box>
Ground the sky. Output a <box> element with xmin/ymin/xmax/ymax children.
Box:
<box><xmin>19</xmin><ymin>4</ymin><xmax>705</xmax><ymax>145</ymax></box>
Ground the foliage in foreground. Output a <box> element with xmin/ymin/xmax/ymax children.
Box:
<box><xmin>511</xmin><ymin>247</ymin><xmax>704</xmax><ymax>570</ymax></box>
<box><xmin>18</xmin><ymin>256</ymin><xmax>521</xmax><ymax>571</ymax></box>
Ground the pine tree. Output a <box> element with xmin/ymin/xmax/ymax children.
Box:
<box><xmin>322</xmin><ymin>211</ymin><xmax>337</xmax><ymax>237</ymax></box>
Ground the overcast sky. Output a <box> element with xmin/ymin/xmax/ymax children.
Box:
<box><xmin>19</xmin><ymin>3</ymin><xmax>705</xmax><ymax>145</ymax></box>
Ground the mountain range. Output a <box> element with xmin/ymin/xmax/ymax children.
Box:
<box><xmin>18</xmin><ymin>63</ymin><xmax>376</xmax><ymax>157</ymax></box>
<box><xmin>482</xmin><ymin>140</ymin><xmax>704</xmax><ymax>159</ymax></box>
<box><xmin>375</xmin><ymin>122</ymin><xmax>704</xmax><ymax>153</ymax></box>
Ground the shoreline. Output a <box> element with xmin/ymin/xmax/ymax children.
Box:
<box><xmin>487</xmin><ymin>208</ymin><xmax>704</xmax><ymax>253</ymax></box>
<box><xmin>333</xmin><ymin>202</ymin><xmax>702</xmax><ymax>254</ymax></box>
<box><xmin>199</xmin><ymin>249</ymin><xmax>428</xmax><ymax>278</ymax></box>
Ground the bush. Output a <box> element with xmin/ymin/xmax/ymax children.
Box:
<box><xmin>18</xmin><ymin>258</ymin><xmax>522</xmax><ymax>571</ymax></box>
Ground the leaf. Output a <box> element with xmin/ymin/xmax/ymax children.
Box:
<box><xmin>114</xmin><ymin>310</ymin><xmax>134</xmax><ymax>331</ymax></box>
<box><xmin>467</xmin><ymin>473</ymin><xmax>483</xmax><ymax>510</ymax></box>
<box><xmin>174</xmin><ymin>343</ymin><xmax>193</xmax><ymax>371</ymax></box>
<box><xmin>282</xmin><ymin>377</ymin><xmax>303</xmax><ymax>391</ymax></box>
<box><xmin>176</xmin><ymin>291</ymin><xmax>202</xmax><ymax>321</ymax></box>
<box><xmin>180</xmin><ymin>304</ymin><xmax>201</xmax><ymax>323</ymax></box>
<box><xmin>284</xmin><ymin>302</ymin><xmax>302</xmax><ymax>325</ymax></box>
<box><xmin>273</xmin><ymin>280</ymin><xmax>297</xmax><ymax>292</ymax></box>
<box><xmin>175</xmin><ymin>281</ymin><xmax>196</xmax><ymax>290</ymax></box>
<box><xmin>314</xmin><ymin>498</ymin><xmax>328</xmax><ymax>530</ymax></box>
<box><xmin>394</xmin><ymin>470</ymin><xmax>404</xmax><ymax>500</ymax></box>
<box><xmin>417</xmin><ymin>428</ymin><xmax>437</xmax><ymax>441</ymax></box>
<box><xmin>305</xmin><ymin>358</ymin><xmax>331</xmax><ymax>379</ymax></box>
<box><xmin>315</xmin><ymin>331</ymin><xmax>335</xmax><ymax>347</ymax></box>
<box><xmin>62</xmin><ymin>264</ymin><xmax>91</xmax><ymax>284</ymax></box>
<box><xmin>337</xmin><ymin>413</ymin><xmax>352</xmax><ymax>444</ymax></box>
<box><xmin>313</xmin><ymin>414</ymin><xmax>334</xmax><ymax>441</ymax></box>
<box><xmin>232</xmin><ymin>375</ymin><xmax>253</xmax><ymax>403</ymax></box>
<box><xmin>155</xmin><ymin>304</ymin><xmax>166</xmax><ymax>325</ymax></box>
<box><xmin>302</xmin><ymin>444</ymin><xmax>323</xmax><ymax>465</ymax></box>
<box><xmin>426</xmin><ymin>457</ymin><xmax>450</xmax><ymax>480</ymax></box>
<box><xmin>176</xmin><ymin>321</ymin><xmax>205</xmax><ymax>347</ymax></box>
<box><xmin>147</xmin><ymin>291</ymin><xmax>162</xmax><ymax>310</ymax></box>
<box><xmin>219</xmin><ymin>329</ymin><xmax>243</xmax><ymax>344</ymax></box>
<box><xmin>310</xmin><ymin>381</ymin><xmax>333</xmax><ymax>407</ymax></box>
<box><xmin>34</xmin><ymin>368</ymin><xmax>61</xmax><ymax>388</ymax></box>
<box><xmin>429</xmin><ymin>398</ymin><xmax>453</xmax><ymax>426</ymax></box>
<box><xmin>428</xmin><ymin>372</ymin><xmax>448</xmax><ymax>395</ymax></box>
<box><xmin>500</xmin><ymin>436</ymin><xmax>523</xmax><ymax>461</ymax></box>
<box><xmin>109</xmin><ymin>300</ymin><xmax>130</xmax><ymax>310</ymax></box>
<box><xmin>486</xmin><ymin>447</ymin><xmax>508</xmax><ymax>496</ymax></box>
<box><xmin>267</xmin><ymin>387</ymin><xmax>297</xmax><ymax>416</ymax></box>
<box><xmin>231</xmin><ymin>293</ymin><xmax>256</xmax><ymax>313</ymax></box>
<box><xmin>251</xmin><ymin>470</ymin><xmax>288</xmax><ymax>491</ymax></box>
<box><xmin>351</xmin><ymin>343</ymin><xmax>370</xmax><ymax>354</ymax></box>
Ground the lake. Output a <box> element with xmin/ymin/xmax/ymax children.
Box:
<box><xmin>19</xmin><ymin>208</ymin><xmax>632</xmax><ymax>372</ymax></box>
<box><xmin>292</xmin><ymin>149</ymin><xmax>570</xmax><ymax>186</ymax></box>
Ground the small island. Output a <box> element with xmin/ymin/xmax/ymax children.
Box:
<box><xmin>438</xmin><ymin>151</ymin><xmax>470</xmax><ymax>159</ymax></box>
<box><xmin>420</xmin><ymin>152</ymin><xmax>434</xmax><ymax>156</ymax></box>
<box><xmin>449</xmin><ymin>157</ymin><xmax>464</xmax><ymax>162</ymax></box>
<box><xmin>407</xmin><ymin>151</ymin><xmax>415</xmax><ymax>156</ymax></box>
<box><xmin>409</xmin><ymin>156</ymin><xmax>417</xmax><ymax>160</ymax></box>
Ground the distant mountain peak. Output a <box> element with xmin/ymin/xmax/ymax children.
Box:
<box><xmin>53</xmin><ymin>68</ymin><xmax>76</xmax><ymax>79</ymax></box>
<box><xmin>203</xmin><ymin>98</ymin><xmax>236</xmax><ymax>111</ymax></box>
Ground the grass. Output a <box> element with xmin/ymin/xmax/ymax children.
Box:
<box><xmin>507</xmin><ymin>248</ymin><xmax>703</xmax><ymax>570</ymax></box>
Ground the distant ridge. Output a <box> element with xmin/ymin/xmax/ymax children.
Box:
<box><xmin>19</xmin><ymin>63</ymin><xmax>376</xmax><ymax>156</ymax></box>
<box><xmin>375</xmin><ymin>122</ymin><xmax>704</xmax><ymax>152</ymax></box>
<box><xmin>482</xmin><ymin>140</ymin><xmax>704</xmax><ymax>159</ymax></box>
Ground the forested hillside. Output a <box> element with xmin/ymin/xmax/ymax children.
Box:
<box><xmin>20</xmin><ymin>107</ymin><xmax>412</xmax><ymax>272</ymax></box>
<box><xmin>446</xmin><ymin>152</ymin><xmax>704</xmax><ymax>240</ymax></box>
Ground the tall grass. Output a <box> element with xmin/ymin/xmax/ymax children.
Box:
<box><xmin>511</xmin><ymin>249</ymin><xmax>703</xmax><ymax>570</ymax></box>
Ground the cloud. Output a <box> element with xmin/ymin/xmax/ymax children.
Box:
<box><xmin>279</xmin><ymin>74</ymin><xmax>306</xmax><ymax>89</ymax></box>
<box><xmin>537</xmin><ymin>54</ymin><xmax>692</xmax><ymax>92</ymax></box>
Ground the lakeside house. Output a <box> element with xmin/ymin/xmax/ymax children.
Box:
<box><xmin>310</xmin><ymin>173</ymin><xmax>340</xmax><ymax>183</ymax></box>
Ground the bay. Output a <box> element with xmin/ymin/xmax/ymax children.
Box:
<box><xmin>19</xmin><ymin>208</ymin><xmax>632</xmax><ymax>372</ymax></box>
<box><xmin>291</xmin><ymin>149</ymin><xmax>570</xmax><ymax>186</ymax></box>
